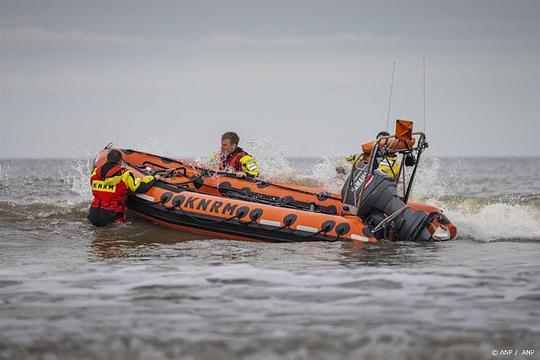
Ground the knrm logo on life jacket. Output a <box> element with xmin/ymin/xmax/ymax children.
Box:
<box><xmin>92</xmin><ymin>180</ymin><xmax>117</xmax><ymax>193</ymax></box>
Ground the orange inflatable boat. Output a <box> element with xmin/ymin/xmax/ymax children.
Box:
<box><xmin>93</xmin><ymin>120</ymin><xmax>457</xmax><ymax>243</ymax></box>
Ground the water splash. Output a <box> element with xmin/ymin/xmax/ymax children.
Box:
<box><xmin>407</xmin><ymin>156</ymin><xmax>540</xmax><ymax>242</ymax></box>
<box><xmin>244</xmin><ymin>137</ymin><xmax>296</xmax><ymax>180</ymax></box>
<box><xmin>447</xmin><ymin>202</ymin><xmax>540</xmax><ymax>242</ymax></box>
<box><xmin>0</xmin><ymin>162</ymin><xmax>8</xmax><ymax>194</ymax></box>
<box><xmin>58</xmin><ymin>157</ymin><xmax>94</xmax><ymax>203</ymax></box>
<box><xmin>411</xmin><ymin>156</ymin><xmax>462</xmax><ymax>200</ymax></box>
<box><xmin>306</xmin><ymin>156</ymin><xmax>345</xmax><ymax>193</ymax></box>
<box><xmin>184</xmin><ymin>137</ymin><xmax>342</xmax><ymax>191</ymax></box>
<box><xmin>189</xmin><ymin>137</ymin><xmax>298</xmax><ymax>183</ymax></box>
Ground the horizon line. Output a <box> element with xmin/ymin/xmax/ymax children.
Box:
<box><xmin>1</xmin><ymin>155</ymin><xmax>539</xmax><ymax>161</ymax></box>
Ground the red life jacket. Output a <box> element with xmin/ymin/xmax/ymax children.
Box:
<box><xmin>90</xmin><ymin>162</ymin><xmax>128</xmax><ymax>213</ymax></box>
<box><xmin>219</xmin><ymin>147</ymin><xmax>248</xmax><ymax>172</ymax></box>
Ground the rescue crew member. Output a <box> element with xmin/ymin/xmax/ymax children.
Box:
<box><xmin>88</xmin><ymin>149</ymin><xmax>155</xmax><ymax>227</ymax></box>
<box><xmin>336</xmin><ymin>131</ymin><xmax>400</xmax><ymax>178</ymax></box>
<box><xmin>218</xmin><ymin>131</ymin><xmax>260</xmax><ymax>177</ymax></box>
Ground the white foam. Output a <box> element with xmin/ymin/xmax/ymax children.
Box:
<box><xmin>446</xmin><ymin>202</ymin><xmax>540</xmax><ymax>242</ymax></box>
<box><xmin>406</xmin><ymin>156</ymin><xmax>540</xmax><ymax>242</ymax></box>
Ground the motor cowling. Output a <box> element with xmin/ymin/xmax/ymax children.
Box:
<box><xmin>342</xmin><ymin>165</ymin><xmax>436</xmax><ymax>241</ymax></box>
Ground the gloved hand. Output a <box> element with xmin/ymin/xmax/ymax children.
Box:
<box><xmin>344</xmin><ymin>153</ymin><xmax>358</xmax><ymax>162</ymax></box>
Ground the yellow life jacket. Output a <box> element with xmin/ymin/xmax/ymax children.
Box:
<box><xmin>238</xmin><ymin>154</ymin><xmax>260</xmax><ymax>177</ymax></box>
<box><xmin>378</xmin><ymin>156</ymin><xmax>400</xmax><ymax>178</ymax></box>
<box><xmin>350</xmin><ymin>153</ymin><xmax>400</xmax><ymax>178</ymax></box>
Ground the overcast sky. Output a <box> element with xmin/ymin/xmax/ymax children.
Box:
<box><xmin>1</xmin><ymin>0</ymin><xmax>539</xmax><ymax>158</ymax></box>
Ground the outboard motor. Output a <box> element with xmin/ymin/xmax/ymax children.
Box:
<box><xmin>342</xmin><ymin>163</ymin><xmax>435</xmax><ymax>241</ymax></box>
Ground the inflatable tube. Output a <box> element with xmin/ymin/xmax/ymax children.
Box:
<box><xmin>92</xmin><ymin>148</ymin><xmax>457</xmax><ymax>242</ymax></box>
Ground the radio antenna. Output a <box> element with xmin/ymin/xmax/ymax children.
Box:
<box><xmin>423</xmin><ymin>56</ymin><xmax>426</xmax><ymax>134</ymax></box>
<box><xmin>386</xmin><ymin>60</ymin><xmax>396</xmax><ymax>131</ymax></box>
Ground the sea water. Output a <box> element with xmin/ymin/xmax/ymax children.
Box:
<box><xmin>0</xmin><ymin>157</ymin><xmax>539</xmax><ymax>360</ymax></box>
